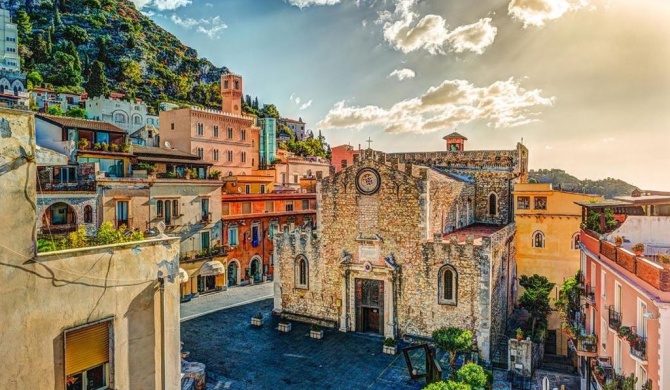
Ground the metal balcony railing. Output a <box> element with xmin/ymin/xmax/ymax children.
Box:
<box><xmin>629</xmin><ymin>335</ymin><xmax>647</xmax><ymax>361</ymax></box>
<box><xmin>576</xmin><ymin>334</ymin><xmax>598</xmax><ymax>356</ymax></box>
<box><xmin>608</xmin><ymin>306</ymin><xmax>622</xmax><ymax>331</ymax></box>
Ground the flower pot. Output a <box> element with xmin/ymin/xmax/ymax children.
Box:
<box><xmin>251</xmin><ymin>317</ymin><xmax>262</xmax><ymax>327</ymax></box>
<box><xmin>383</xmin><ymin>345</ymin><xmax>397</xmax><ymax>355</ymax></box>
<box><xmin>635</xmin><ymin>250</ymin><xmax>643</xmax><ymax>256</ymax></box>
<box><xmin>516</xmin><ymin>335</ymin><xmax>523</xmax><ymax>341</ymax></box>
<box><xmin>310</xmin><ymin>330</ymin><xmax>323</xmax><ymax>339</ymax></box>
<box><xmin>278</xmin><ymin>322</ymin><xmax>292</xmax><ymax>333</ymax></box>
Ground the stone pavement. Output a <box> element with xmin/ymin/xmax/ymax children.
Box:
<box><xmin>531</xmin><ymin>369</ymin><xmax>580</xmax><ymax>390</ymax></box>
<box><xmin>180</xmin><ymin>282</ymin><xmax>274</xmax><ymax>321</ymax></box>
<box><xmin>181</xmin><ymin>298</ymin><xmax>514</xmax><ymax>390</ymax></box>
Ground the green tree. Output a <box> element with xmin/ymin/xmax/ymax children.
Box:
<box><xmin>424</xmin><ymin>381</ymin><xmax>472</xmax><ymax>390</ymax></box>
<box><xmin>84</xmin><ymin>60</ymin><xmax>109</xmax><ymax>98</ymax></box>
<box><xmin>54</xmin><ymin>7</ymin><xmax>62</xmax><ymax>26</ymax></box>
<box><xmin>48</xmin><ymin>51</ymin><xmax>82</xmax><ymax>87</ymax></box>
<box><xmin>26</xmin><ymin>71</ymin><xmax>42</xmax><ymax>89</ymax></box>
<box><xmin>64</xmin><ymin>41</ymin><xmax>82</xmax><ymax>72</ymax></box>
<box><xmin>120</xmin><ymin>60</ymin><xmax>142</xmax><ymax>84</ymax></box>
<box><xmin>432</xmin><ymin>327</ymin><xmax>473</xmax><ymax>379</ymax></box>
<box><xmin>29</xmin><ymin>33</ymin><xmax>49</xmax><ymax>63</ymax></box>
<box><xmin>15</xmin><ymin>11</ymin><xmax>32</xmax><ymax>44</ymax></box>
<box><xmin>47</xmin><ymin>105</ymin><xmax>64</xmax><ymax>116</ymax></box>
<box><xmin>95</xmin><ymin>35</ymin><xmax>110</xmax><ymax>64</ymax></box>
<box><xmin>518</xmin><ymin>274</ymin><xmax>555</xmax><ymax>338</ymax></box>
<box><xmin>64</xmin><ymin>25</ymin><xmax>89</xmax><ymax>46</ymax></box>
<box><xmin>65</xmin><ymin>107</ymin><xmax>87</xmax><ymax>118</ymax></box>
<box><xmin>456</xmin><ymin>364</ymin><xmax>487</xmax><ymax>390</ymax></box>
<box><xmin>261</xmin><ymin>103</ymin><xmax>280</xmax><ymax>119</ymax></box>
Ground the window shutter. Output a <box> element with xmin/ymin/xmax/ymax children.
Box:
<box><xmin>65</xmin><ymin>321</ymin><xmax>110</xmax><ymax>375</ymax></box>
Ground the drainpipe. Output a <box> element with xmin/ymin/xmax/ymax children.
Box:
<box><xmin>159</xmin><ymin>277</ymin><xmax>167</xmax><ymax>390</ymax></box>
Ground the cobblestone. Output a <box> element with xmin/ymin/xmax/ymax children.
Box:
<box><xmin>180</xmin><ymin>282</ymin><xmax>274</xmax><ymax>321</ymax></box>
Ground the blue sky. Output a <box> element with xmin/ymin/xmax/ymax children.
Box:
<box><xmin>135</xmin><ymin>0</ymin><xmax>670</xmax><ymax>189</ymax></box>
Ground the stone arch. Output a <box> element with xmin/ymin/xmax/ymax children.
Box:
<box><xmin>438</xmin><ymin>264</ymin><xmax>458</xmax><ymax>306</ymax></box>
<box><xmin>0</xmin><ymin>78</ymin><xmax>11</xmax><ymax>94</ymax></box>
<box><xmin>132</xmin><ymin>114</ymin><xmax>143</xmax><ymax>125</ymax></box>
<box><xmin>227</xmin><ymin>258</ymin><xmax>241</xmax><ymax>286</ymax></box>
<box><xmin>488</xmin><ymin>192</ymin><xmax>498</xmax><ymax>216</ymax></box>
<box><xmin>532</xmin><ymin>230</ymin><xmax>545</xmax><ymax>248</ymax></box>
<box><xmin>571</xmin><ymin>232</ymin><xmax>580</xmax><ymax>250</ymax></box>
<box><xmin>41</xmin><ymin>202</ymin><xmax>77</xmax><ymax>233</ymax></box>
<box><xmin>112</xmin><ymin>110</ymin><xmax>128</xmax><ymax>124</ymax></box>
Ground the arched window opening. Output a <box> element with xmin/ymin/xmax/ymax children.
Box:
<box><xmin>84</xmin><ymin>205</ymin><xmax>93</xmax><ymax>223</ymax></box>
<box><xmin>489</xmin><ymin>193</ymin><xmax>497</xmax><ymax>216</ymax></box>
<box><xmin>438</xmin><ymin>265</ymin><xmax>458</xmax><ymax>305</ymax></box>
<box><xmin>572</xmin><ymin>233</ymin><xmax>580</xmax><ymax>250</ymax></box>
<box><xmin>533</xmin><ymin>231</ymin><xmax>545</xmax><ymax>248</ymax></box>
<box><xmin>295</xmin><ymin>255</ymin><xmax>309</xmax><ymax>289</ymax></box>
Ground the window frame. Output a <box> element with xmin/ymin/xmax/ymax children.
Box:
<box><xmin>516</xmin><ymin>196</ymin><xmax>530</xmax><ymax>210</ymax></box>
<box><xmin>534</xmin><ymin>196</ymin><xmax>548</xmax><ymax>210</ymax></box>
<box><xmin>488</xmin><ymin>193</ymin><xmax>497</xmax><ymax>216</ymax></box>
<box><xmin>532</xmin><ymin>230</ymin><xmax>545</xmax><ymax>248</ymax></box>
<box><xmin>295</xmin><ymin>255</ymin><xmax>309</xmax><ymax>289</ymax></box>
<box><xmin>285</xmin><ymin>201</ymin><xmax>294</xmax><ymax>212</ymax></box>
<box><xmin>438</xmin><ymin>264</ymin><xmax>458</xmax><ymax>306</ymax></box>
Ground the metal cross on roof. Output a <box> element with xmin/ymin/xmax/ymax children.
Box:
<box><xmin>366</xmin><ymin>137</ymin><xmax>373</xmax><ymax>149</ymax></box>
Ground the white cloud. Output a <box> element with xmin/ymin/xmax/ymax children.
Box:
<box><xmin>290</xmin><ymin>94</ymin><xmax>313</xmax><ymax>111</ymax></box>
<box><xmin>132</xmin><ymin>0</ymin><xmax>191</xmax><ymax>10</ymax></box>
<box><xmin>287</xmin><ymin>0</ymin><xmax>342</xmax><ymax>8</ymax></box>
<box><xmin>545</xmin><ymin>145</ymin><xmax>553</xmax><ymax>149</ymax></box>
<box><xmin>508</xmin><ymin>0</ymin><xmax>588</xmax><ymax>27</ymax></box>
<box><xmin>602</xmin><ymin>137</ymin><xmax>615</xmax><ymax>143</ymax></box>
<box><xmin>318</xmin><ymin>78</ymin><xmax>554</xmax><ymax>133</ymax></box>
<box><xmin>205</xmin><ymin>2</ymin><xmax>213</xmax><ymax>7</ymax></box>
<box><xmin>379</xmin><ymin>0</ymin><xmax>497</xmax><ymax>55</ymax></box>
<box><xmin>388</xmin><ymin>68</ymin><xmax>416</xmax><ymax>81</ymax></box>
<box><xmin>446</xmin><ymin>18</ymin><xmax>497</xmax><ymax>54</ymax></box>
<box><xmin>171</xmin><ymin>15</ymin><xmax>228</xmax><ymax>39</ymax></box>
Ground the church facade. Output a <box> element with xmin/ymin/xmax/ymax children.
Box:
<box><xmin>273</xmin><ymin>138</ymin><xmax>528</xmax><ymax>362</ymax></box>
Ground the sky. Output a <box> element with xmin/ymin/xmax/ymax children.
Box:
<box><xmin>134</xmin><ymin>0</ymin><xmax>670</xmax><ymax>190</ymax></box>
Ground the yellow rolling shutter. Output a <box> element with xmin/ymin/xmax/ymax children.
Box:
<box><xmin>65</xmin><ymin>321</ymin><xmax>110</xmax><ymax>375</ymax></box>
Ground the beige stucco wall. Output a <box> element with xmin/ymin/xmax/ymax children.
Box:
<box><xmin>0</xmin><ymin>108</ymin><xmax>181</xmax><ymax>390</ymax></box>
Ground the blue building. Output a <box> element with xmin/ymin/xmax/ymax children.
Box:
<box><xmin>260</xmin><ymin>117</ymin><xmax>277</xmax><ymax>167</ymax></box>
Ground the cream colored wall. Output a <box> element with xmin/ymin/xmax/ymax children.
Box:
<box><xmin>0</xmin><ymin>109</ymin><xmax>181</xmax><ymax>390</ymax></box>
<box><xmin>514</xmin><ymin>183</ymin><xmax>602</xmax><ymax>355</ymax></box>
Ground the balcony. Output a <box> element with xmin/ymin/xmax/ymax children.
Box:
<box><xmin>40</xmin><ymin>181</ymin><xmax>96</xmax><ymax>192</ymax></box>
<box><xmin>591</xmin><ymin>357</ymin><xmax>615</xmax><ymax>388</ymax></box>
<box><xmin>41</xmin><ymin>223</ymin><xmax>78</xmax><ymax>235</ymax></box>
<box><xmin>583</xmin><ymin>284</ymin><xmax>596</xmax><ymax>305</ymax></box>
<box><xmin>608</xmin><ymin>306</ymin><xmax>622</xmax><ymax>331</ymax></box>
<box><xmin>114</xmin><ymin>217</ymin><xmax>134</xmax><ymax>230</ymax></box>
<box><xmin>180</xmin><ymin>246</ymin><xmax>227</xmax><ymax>262</ymax></box>
<box><xmin>201</xmin><ymin>212</ymin><xmax>213</xmax><ymax>224</ymax></box>
<box><xmin>576</xmin><ymin>334</ymin><xmax>598</xmax><ymax>357</ymax></box>
<box><xmin>629</xmin><ymin>335</ymin><xmax>647</xmax><ymax>362</ymax></box>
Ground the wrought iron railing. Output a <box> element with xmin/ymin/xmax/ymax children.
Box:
<box><xmin>608</xmin><ymin>306</ymin><xmax>622</xmax><ymax>331</ymax></box>
<box><xmin>629</xmin><ymin>335</ymin><xmax>647</xmax><ymax>361</ymax></box>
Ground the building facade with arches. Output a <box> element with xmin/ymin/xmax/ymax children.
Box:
<box><xmin>274</xmin><ymin>143</ymin><xmax>524</xmax><ymax>363</ymax></box>
<box><xmin>513</xmin><ymin>182</ymin><xmax>603</xmax><ymax>356</ymax></box>
<box><xmin>86</xmin><ymin>95</ymin><xmax>156</xmax><ymax>134</ymax></box>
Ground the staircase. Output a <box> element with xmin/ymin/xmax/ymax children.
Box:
<box><xmin>540</xmin><ymin>354</ymin><xmax>576</xmax><ymax>374</ymax></box>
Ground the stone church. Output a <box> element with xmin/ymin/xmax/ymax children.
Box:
<box><xmin>273</xmin><ymin>134</ymin><xmax>528</xmax><ymax>362</ymax></box>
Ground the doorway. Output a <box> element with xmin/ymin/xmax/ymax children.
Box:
<box><xmin>355</xmin><ymin>279</ymin><xmax>384</xmax><ymax>334</ymax></box>
<box><xmin>545</xmin><ymin>330</ymin><xmax>557</xmax><ymax>355</ymax></box>
<box><xmin>197</xmin><ymin>275</ymin><xmax>216</xmax><ymax>293</ymax></box>
<box><xmin>228</xmin><ymin>261</ymin><xmax>238</xmax><ymax>286</ymax></box>
<box><xmin>250</xmin><ymin>258</ymin><xmax>261</xmax><ymax>283</ymax></box>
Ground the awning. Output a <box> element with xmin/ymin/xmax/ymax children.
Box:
<box><xmin>178</xmin><ymin>268</ymin><xmax>189</xmax><ymax>283</ymax></box>
<box><xmin>200</xmin><ymin>260</ymin><xmax>225</xmax><ymax>276</ymax></box>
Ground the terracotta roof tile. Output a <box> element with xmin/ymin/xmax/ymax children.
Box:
<box><xmin>132</xmin><ymin>144</ymin><xmax>200</xmax><ymax>159</ymax></box>
<box><xmin>36</xmin><ymin>114</ymin><xmax>126</xmax><ymax>134</ymax></box>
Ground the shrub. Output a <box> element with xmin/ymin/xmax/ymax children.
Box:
<box><xmin>68</xmin><ymin>226</ymin><xmax>89</xmax><ymax>248</ymax></box>
<box><xmin>424</xmin><ymin>381</ymin><xmax>472</xmax><ymax>390</ymax></box>
<box><xmin>632</xmin><ymin>243</ymin><xmax>645</xmax><ymax>253</ymax></box>
<box><xmin>456</xmin><ymin>363</ymin><xmax>487</xmax><ymax>390</ymax></box>
<box><xmin>383</xmin><ymin>337</ymin><xmax>397</xmax><ymax>347</ymax></box>
<box><xmin>310</xmin><ymin>324</ymin><xmax>321</xmax><ymax>332</ymax></box>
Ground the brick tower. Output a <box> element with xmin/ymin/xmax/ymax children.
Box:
<box><xmin>443</xmin><ymin>132</ymin><xmax>467</xmax><ymax>152</ymax></box>
<box><xmin>221</xmin><ymin>73</ymin><xmax>243</xmax><ymax>115</ymax></box>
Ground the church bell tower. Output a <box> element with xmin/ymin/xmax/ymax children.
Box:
<box><xmin>221</xmin><ymin>73</ymin><xmax>243</xmax><ymax>115</ymax></box>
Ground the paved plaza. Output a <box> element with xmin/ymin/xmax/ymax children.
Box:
<box><xmin>181</xmin><ymin>296</ymin><xmax>579</xmax><ymax>390</ymax></box>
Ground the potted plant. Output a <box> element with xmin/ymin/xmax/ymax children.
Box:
<box><xmin>77</xmin><ymin>138</ymin><xmax>89</xmax><ymax>150</ymax></box>
<box><xmin>516</xmin><ymin>328</ymin><xmax>524</xmax><ymax>341</ymax></box>
<box><xmin>121</xmin><ymin>142</ymin><xmax>131</xmax><ymax>153</ymax></box>
<box><xmin>632</xmin><ymin>243</ymin><xmax>645</xmax><ymax>256</ymax></box>
<box><xmin>310</xmin><ymin>324</ymin><xmax>323</xmax><ymax>339</ymax></box>
<box><xmin>659</xmin><ymin>253</ymin><xmax>670</xmax><ymax>268</ymax></box>
<box><xmin>594</xmin><ymin>366</ymin><xmax>606</xmax><ymax>383</ymax></box>
<box><xmin>278</xmin><ymin>317</ymin><xmax>292</xmax><ymax>333</ymax></box>
<box><xmin>110</xmin><ymin>143</ymin><xmax>120</xmax><ymax>152</ymax></box>
<box><xmin>93</xmin><ymin>142</ymin><xmax>101</xmax><ymax>150</ymax></box>
<box><xmin>101</xmin><ymin>142</ymin><xmax>109</xmax><ymax>151</ymax></box>
<box><xmin>383</xmin><ymin>337</ymin><xmax>397</xmax><ymax>355</ymax></box>
<box><xmin>208</xmin><ymin>170</ymin><xmax>221</xmax><ymax>180</ymax></box>
<box><xmin>626</xmin><ymin>332</ymin><xmax>639</xmax><ymax>347</ymax></box>
<box><xmin>251</xmin><ymin>312</ymin><xmax>263</xmax><ymax>327</ymax></box>
<box><xmin>618</xmin><ymin>326</ymin><xmax>631</xmax><ymax>340</ymax></box>
<box><xmin>614</xmin><ymin>236</ymin><xmax>623</xmax><ymax>247</ymax></box>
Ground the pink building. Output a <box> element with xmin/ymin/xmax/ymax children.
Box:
<box><xmin>159</xmin><ymin>73</ymin><xmax>260</xmax><ymax>177</ymax></box>
<box><xmin>331</xmin><ymin>144</ymin><xmax>362</xmax><ymax>173</ymax></box>
<box><xmin>574</xmin><ymin>193</ymin><xmax>670</xmax><ymax>390</ymax></box>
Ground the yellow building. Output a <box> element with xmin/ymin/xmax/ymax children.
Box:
<box><xmin>222</xmin><ymin>171</ymin><xmax>276</xmax><ymax>194</ymax></box>
<box><xmin>513</xmin><ymin>183</ymin><xmax>602</xmax><ymax>356</ymax></box>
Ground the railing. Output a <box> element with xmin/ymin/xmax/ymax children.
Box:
<box><xmin>576</xmin><ymin>334</ymin><xmax>598</xmax><ymax>356</ymax></box>
<box><xmin>629</xmin><ymin>335</ymin><xmax>647</xmax><ymax>361</ymax></box>
<box><xmin>583</xmin><ymin>283</ymin><xmax>596</xmax><ymax>304</ymax></box>
<box><xmin>592</xmin><ymin>357</ymin><xmax>615</xmax><ymax>387</ymax></box>
<box><xmin>41</xmin><ymin>223</ymin><xmax>78</xmax><ymax>235</ymax></box>
<box><xmin>608</xmin><ymin>306</ymin><xmax>622</xmax><ymax>331</ymax></box>
<box><xmin>40</xmin><ymin>182</ymin><xmax>96</xmax><ymax>192</ymax></box>
<box><xmin>201</xmin><ymin>212</ymin><xmax>213</xmax><ymax>224</ymax></box>
<box><xmin>180</xmin><ymin>246</ymin><xmax>227</xmax><ymax>262</ymax></box>
<box><xmin>114</xmin><ymin>217</ymin><xmax>134</xmax><ymax>230</ymax></box>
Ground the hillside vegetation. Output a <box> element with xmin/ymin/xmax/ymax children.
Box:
<box><xmin>3</xmin><ymin>0</ymin><xmax>227</xmax><ymax>113</ymax></box>
<box><xmin>529</xmin><ymin>169</ymin><xmax>637</xmax><ymax>198</ymax></box>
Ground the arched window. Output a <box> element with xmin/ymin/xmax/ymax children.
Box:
<box><xmin>572</xmin><ymin>233</ymin><xmax>580</xmax><ymax>250</ymax></box>
<box><xmin>157</xmin><ymin>200</ymin><xmax>163</xmax><ymax>217</ymax></box>
<box><xmin>114</xmin><ymin>113</ymin><xmax>127</xmax><ymax>124</ymax></box>
<box><xmin>295</xmin><ymin>255</ymin><xmax>309</xmax><ymax>289</ymax></box>
<box><xmin>173</xmin><ymin>200</ymin><xmax>179</xmax><ymax>217</ymax></box>
<box><xmin>438</xmin><ymin>264</ymin><xmax>458</xmax><ymax>305</ymax></box>
<box><xmin>532</xmin><ymin>231</ymin><xmax>545</xmax><ymax>248</ymax></box>
<box><xmin>488</xmin><ymin>193</ymin><xmax>497</xmax><ymax>216</ymax></box>
<box><xmin>84</xmin><ymin>205</ymin><xmax>93</xmax><ymax>223</ymax></box>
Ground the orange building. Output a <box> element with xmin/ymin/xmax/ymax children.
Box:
<box><xmin>159</xmin><ymin>73</ymin><xmax>260</xmax><ymax>177</ymax></box>
<box><xmin>222</xmin><ymin>192</ymin><xmax>316</xmax><ymax>286</ymax></box>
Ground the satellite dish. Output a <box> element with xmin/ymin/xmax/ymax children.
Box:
<box><xmin>164</xmin><ymin>140</ymin><xmax>172</xmax><ymax>149</ymax></box>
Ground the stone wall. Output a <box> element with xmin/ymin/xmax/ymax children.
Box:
<box><xmin>275</xmin><ymin>153</ymin><xmax>519</xmax><ymax>362</ymax></box>
<box><xmin>37</xmin><ymin>194</ymin><xmax>98</xmax><ymax>234</ymax></box>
